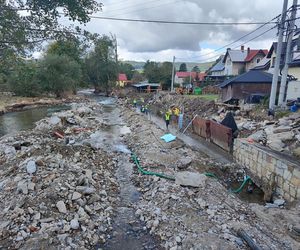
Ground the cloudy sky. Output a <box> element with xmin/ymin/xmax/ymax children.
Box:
<box><xmin>64</xmin><ymin>0</ymin><xmax>290</xmax><ymax>62</ymax></box>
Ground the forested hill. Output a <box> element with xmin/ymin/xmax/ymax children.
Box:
<box><xmin>123</xmin><ymin>60</ymin><xmax>213</xmax><ymax>72</ymax></box>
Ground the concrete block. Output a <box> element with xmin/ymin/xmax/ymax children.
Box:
<box><xmin>275</xmin><ymin>168</ymin><xmax>284</xmax><ymax>177</ymax></box>
<box><xmin>290</xmin><ymin>176</ymin><xmax>300</xmax><ymax>187</ymax></box>
<box><xmin>283</xmin><ymin>170</ymin><xmax>292</xmax><ymax>181</ymax></box>
<box><xmin>293</xmin><ymin>169</ymin><xmax>300</xmax><ymax>179</ymax></box>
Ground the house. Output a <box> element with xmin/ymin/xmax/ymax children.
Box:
<box><xmin>286</xmin><ymin>41</ymin><xmax>300</xmax><ymax>101</ymax></box>
<box><xmin>219</xmin><ymin>70</ymin><xmax>279</xmax><ymax>103</ymax></box>
<box><xmin>116</xmin><ymin>73</ymin><xmax>128</xmax><ymax>87</ymax></box>
<box><xmin>222</xmin><ymin>46</ymin><xmax>268</xmax><ymax>76</ymax></box>
<box><xmin>174</xmin><ymin>72</ymin><xmax>206</xmax><ymax>86</ymax></box>
<box><xmin>207</xmin><ymin>55</ymin><xmax>225</xmax><ymax>77</ymax></box>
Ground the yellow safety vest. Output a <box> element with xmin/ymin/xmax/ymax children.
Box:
<box><xmin>165</xmin><ymin>113</ymin><xmax>171</xmax><ymax>121</ymax></box>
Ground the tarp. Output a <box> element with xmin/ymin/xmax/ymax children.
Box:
<box><xmin>160</xmin><ymin>133</ymin><xmax>176</xmax><ymax>143</ymax></box>
<box><xmin>220</xmin><ymin>112</ymin><xmax>238</xmax><ymax>133</ymax></box>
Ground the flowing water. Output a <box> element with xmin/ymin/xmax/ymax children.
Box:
<box><xmin>77</xmin><ymin>90</ymin><xmax>161</xmax><ymax>249</ymax></box>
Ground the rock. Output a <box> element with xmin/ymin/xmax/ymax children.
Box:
<box><xmin>293</xmin><ymin>147</ymin><xmax>300</xmax><ymax>157</ymax></box>
<box><xmin>296</xmin><ymin>134</ymin><xmax>300</xmax><ymax>142</ymax></box>
<box><xmin>273</xmin><ymin>126</ymin><xmax>292</xmax><ymax>133</ymax></box>
<box><xmin>26</xmin><ymin>160</ymin><xmax>37</xmax><ymax>174</ymax></box>
<box><xmin>50</xmin><ymin>116</ymin><xmax>61</xmax><ymax>125</ymax></box>
<box><xmin>175</xmin><ymin>236</ymin><xmax>181</xmax><ymax>243</ymax></box>
<box><xmin>17</xmin><ymin>180</ymin><xmax>28</xmax><ymax>194</ymax></box>
<box><xmin>72</xmin><ymin>192</ymin><xmax>82</xmax><ymax>200</ymax></box>
<box><xmin>265</xmin><ymin>203</ymin><xmax>279</xmax><ymax>208</ymax></box>
<box><xmin>175</xmin><ymin>172</ymin><xmax>207</xmax><ymax>188</ymax></box>
<box><xmin>56</xmin><ymin>201</ymin><xmax>67</xmax><ymax>213</ymax></box>
<box><xmin>70</xmin><ymin>218</ymin><xmax>80</xmax><ymax>230</ymax></box>
<box><xmin>274</xmin><ymin>131</ymin><xmax>294</xmax><ymax>141</ymax></box>
<box><xmin>77</xmin><ymin>106</ymin><xmax>92</xmax><ymax>115</ymax></box>
<box><xmin>76</xmin><ymin>186</ymin><xmax>96</xmax><ymax>194</ymax></box>
<box><xmin>273</xmin><ymin>199</ymin><xmax>285</xmax><ymax>206</ymax></box>
<box><xmin>248</xmin><ymin>130</ymin><xmax>263</xmax><ymax>142</ymax></box>
<box><xmin>268</xmin><ymin>139</ymin><xmax>285</xmax><ymax>152</ymax></box>
<box><xmin>177</xmin><ymin>157</ymin><xmax>192</xmax><ymax>169</ymax></box>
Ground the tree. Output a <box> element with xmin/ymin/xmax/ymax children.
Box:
<box><xmin>0</xmin><ymin>1</ymin><xmax>101</xmax><ymax>55</ymax></box>
<box><xmin>119</xmin><ymin>62</ymin><xmax>135</xmax><ymax>80</ymax></box>
<box><xmin>38</xmin><ymin>54</ymin><xmax>82</xmax><ymax>97</ymax></box>
<box><xmin>179</xmin><ymin>63</ymin><xmax>187</xmax><ymax>72</ymax></box>
<box><xmin>143</xmin><ymin>60</ymin><xmax>160</xmax><ymax>82</ymax></box>
<box><xmin>192</xmin><ymin>65</ymin><xmax>200</xmax><ymax>72</ymax></box>
<box><xmin>131</xmin><ymin>71</ymin><xmax>144</xmax><ymax>84</ymax></box>
<box><xmin>46</xmin><ymin>38</ymin><xmax>83</xmax><ymax>64</ymax></box>
<box><xmin>160</xmin><ymin>62</ymin><xmax>173</xmax><ymax>90</ymax></box>
<box><xmin>85</xmin><ymin>35</ymin><xmax>118</xmax><ymax>95</ymax></box>
<box><xmin>8</xmin><ymin>61</ymin><xmax>41</xmax><ymax>97</ymax></box>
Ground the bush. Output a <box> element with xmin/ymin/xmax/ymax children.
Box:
<box><xmin>8</xmin><ymin>62</ymin><xmax>41</xmax><ymax>97</ymax></box>
<box><xmin>38</xmin><ymin>54</ymin><xmax>82</xmax><ymax>97</ymax></box>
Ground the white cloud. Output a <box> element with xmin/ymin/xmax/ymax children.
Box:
<box><xmin>58</xmin><ymin>0</ymin><xmax>285</xmax><ymax>62</ymax></box>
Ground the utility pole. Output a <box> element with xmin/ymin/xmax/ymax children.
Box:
<box><xmin>189</xmin><ymin>71</ymin><xmax>192</xmax><ymax>87</ymax></box>
<box><xmin>278</xmin><ymin>0</ymin><xmax>298</xmax><ymax>106</ymax></box>
<box><xmin>171</xmin><ymin>56</ymin><xmax>175</xmax><ymax>92</ymax></box>
<box><xmin>269</xmin><ymin>0</ymin><xmax>288</xmax><ymax>109</ymax></box>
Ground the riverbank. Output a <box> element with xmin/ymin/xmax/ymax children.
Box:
<box><xmin>0</xmin><ymin>94</ymin><xmax>87</xmax><ymax>115</ymax></box>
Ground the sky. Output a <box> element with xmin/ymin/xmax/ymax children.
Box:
<box><xmin>63</xmin><ymin>0</ymin><xmax>289</xmax><ymax>62</ymax></box>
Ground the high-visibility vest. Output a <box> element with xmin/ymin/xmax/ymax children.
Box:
<box><xmin>133</xmin><ymin>99</ymin><xmax>137</xmax><ymax>104</ymax></box>
<box><xmin>165</xmin><ymin>113</ymin><xmax>171</xmax><ymax>121</ymax></box>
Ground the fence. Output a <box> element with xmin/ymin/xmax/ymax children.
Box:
<box><xmin>192</xmin><ymin>117</ymin><xmax>233</xmax><ymax>152</ymax></box>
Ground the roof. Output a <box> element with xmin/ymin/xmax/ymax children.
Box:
<box><xmin>251</xmin><ymin>57</ymin><xmax>271</xmax><ymax>70</ymax></box>
<box><xmin>244</xmin><ymin>49</ymin><xmax>268</xmax><ymax>62</ymax></box>
<box><xmin>219</xmin><ymin>70</ymin><xmax>279</xmax><ymax>88</ymax></box>
<box><xmin>267</xmin><ymin>42</ymin><xmax>285</xmax><ymax>58</ymax></box>
<box><xmin>133</xmin><ymin>82</ymin><xmax>160</xmax><ymax>88</ymax></box>
<box><xmin>223</xmin><ymin>49</ymin><xmax>268</xmax><ymax>63</ymax></box>
<box><xmin>210</xmin><ymin>57</ymin><xmax>225</xmax><ymax>72</ymax></box>
<box><xmin>118</xmin><ymin>73</ymin><xmax>127</xmax><ymax>81</ymax></box>
<box><xmin>176</xmin><ymin>72</ymin><xmax>197</xmax><ymax>78</ymax></box>
<box><xmin>175</xmin><ymin>71</ymin><xmax>206</xmax><ymax>80</ymax></box>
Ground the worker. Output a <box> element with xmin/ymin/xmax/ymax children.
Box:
<box><xmin>141</xmin><ymin>105</ymin><xmax>145</xmax><ymax>113</ymax></box>
<box><xmin>165</xmin><ymin>110</ymin><xmax>171</xmax><ymax>130</ymax></box>
<box><xmin>145</xmin><ymin>104</ymin><xmax>149</xmax><ymax>115</ymax></box>
<box><xmin>133</xmin><ymin>99</ymin><xmax>137</xmax><ymax>108</ymax></box>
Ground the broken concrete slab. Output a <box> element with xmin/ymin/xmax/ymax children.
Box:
<box><xmin>175</xmin><ymin>171</ymin><xmax>207</xmax><ymax>188</ymax></box>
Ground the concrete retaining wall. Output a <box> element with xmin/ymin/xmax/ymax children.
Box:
<box><xmin>234</xmin><ymin>138</ymin><xmax>300</xmax><ymax>202</ymax></box>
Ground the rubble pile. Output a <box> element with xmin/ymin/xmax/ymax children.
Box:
<box><xmin>121</xmin><ymin>105</ymin><xmax>300</xmax><ymax>250</ymax></box>
<box><xmin>0</xmin><ymin>101</ymin><xmax>119</xmax><ymax>249</ymax></box>
<box><xmin>247</xmin><ymin>112</ymin><xmax>300</xmax><ymax>157</ymax></box>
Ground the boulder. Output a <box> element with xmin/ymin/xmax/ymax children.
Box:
<box><xmin>175</xmin><ymin>172</ymin><xmax>207</xmax><ymax>188</ymax></box>
<box><xmin>273</xmin><ymin>126</ymin><xmax>292</xmax><ymax>134</ymax></box>
<box><xmin>268</xmin><ymin>139</ymin><xmax>285</xmax><ymax>152</ymax></box>
<box><xmin>49</xmin><ymin>116</ymin><xmax>61</xmax><ymax>125</ymax></box>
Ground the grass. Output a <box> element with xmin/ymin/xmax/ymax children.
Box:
<box><xmin>0</xmin><ymin>96</ymin><xmax>37</xmax><ymax>111</ymax></box>
<box><xmin>185</xmin><ymin>94</ymin><xmax>219</xmax><ymax>101</ymax></box>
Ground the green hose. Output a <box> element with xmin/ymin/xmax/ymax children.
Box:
<box><xmin>131</xmin><ymin>153</ymin><xmax>175</xmax><ymax>180</ymax></box>
<box><xmin>230</xmin><ymin>176</ymin><xmax>252</xmax><ymax>193</ymax></box>
<box><xmin>131</xmin><ymin>152</ymin><xmax>218</xmax><ymax>181</ymax></box>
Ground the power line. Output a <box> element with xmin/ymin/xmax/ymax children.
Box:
<box><xmin>179</xmin><ymin>25</ymin><xmax>277</xmax><ymax>63</ymax></box>
<box><xmin>87</xmin><ymin>15</ymin><xmax>277</xmax><ymax>25</ymax></box>
<box><xmin>108</xmin><ymin>0</ymin><xmax>181</xmax><ymax>18</ymax></box>
<box><xmin>176</xmin><ymin>14</ymin><xmax>281</xmax><ymax>60</ymax></box>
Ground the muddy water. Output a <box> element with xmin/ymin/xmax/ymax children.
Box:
<box><xmin>0</xmin><ymin>105</ymin><xmax>70</xmax><ymax>137</ymax></box>
<box><xmin>87</xmin><ymin>95</ymin><xmax>161</xmax><ymax>249</ymax></box>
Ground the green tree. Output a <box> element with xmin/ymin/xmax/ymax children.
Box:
<box><xmin>131</xmin><ymin>71</ymin><xmax>144</xmax><ymax>84</ymax></box>
<box><xmin>179</xmin><ymin>63</ymin><xmax>187</xmax><ymax>72</ymax></box>
<box><xmin>118</xmin><ymin>62</ymin><xmax>135</xmax><ymax>80</ymax></box>
<box><xmin>85</xmin><ymin>36</ymin><xmax>118</xmax><ymax>95</ymax></box>
<box><xmin>8</xmin><ymin>61</ymin><xmax>41</xmax><ymax>97</ymax></box>
<box><xmin>46</xmin><ymin>38</ymin><xmax>83</xmax><ymax>63</ymax></box>
<box><xmin>38</xmin><ymin>54</ymin><xmax>82</xmax><ymax>97</ymax></box>
<box><xmin>159</xmin><ymin>62</ymin><xmax>173</xmax><ymax>90</ymax></box>
<box><xmin>192</xmin><ymin>65</ymin><xmax>200</xmax><ymax>72</ymax></box>
<box><xmin>143</xmin><ymin>60</ymin><xmax>160</xmax><ymax>82</ymax></box>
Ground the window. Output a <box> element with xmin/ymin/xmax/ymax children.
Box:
<box><xmin>256</xmin><ymin>58</ymin><xmax>260</xmax><ymax>63</ymax></box>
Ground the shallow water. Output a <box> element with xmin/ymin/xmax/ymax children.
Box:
<box><xmin>0</xmin><ymin>105</ymin><xmax>70</xmax><ymax>137</ymax></box>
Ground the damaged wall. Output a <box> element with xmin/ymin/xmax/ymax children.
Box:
<box><xmin>234</xmin><ymin>138</ymin><xmax>300</xmax><ymax>202</ymax></box>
